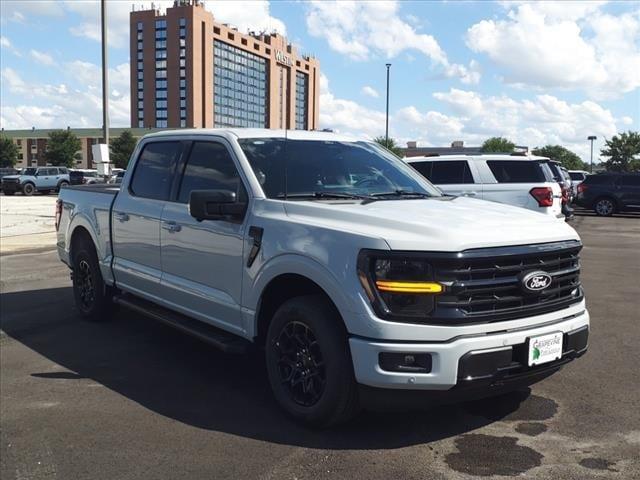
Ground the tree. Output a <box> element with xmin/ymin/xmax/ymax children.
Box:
<box><xmin>44</xmin><ymin>130</ymin><xmax>81</xmax><ymax>167</ymax></box>
<box><xmin>532</xmin><ymin>145</ymin><xmax>587</xmax><ymax>170</ymax></box>
<box><xmin>600</xmin><ymin>131</ymin><xmax>640</xmax><ymax>172</ymax></box>
<box><xmin>110</xmin><ymin>130</ymin><xmax>137</xmax><ymax>169</ymax></box>
<box><xmin>480</xmin><ymin>137</ymin><xmax>515</xmax><ymax>153</ymax></box>
<box><xmin>0</xmin><ymin>134</ymin><xmax>19</xmax><ymax>168</ymax></box>
<box><xmin>373</xmin><ymin>136</ymin><xmax>403</xmax><ymax>157</ymax></box>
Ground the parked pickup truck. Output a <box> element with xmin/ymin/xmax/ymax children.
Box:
<box><xmin>56</xmin><ymin>129</ymin><xmax>589</xmax><ymax>426</ymax></box>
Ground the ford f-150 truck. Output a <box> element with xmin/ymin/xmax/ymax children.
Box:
<box><xmin>56</xmin><ymin>129</ymin><xmax>589</xmax><ymax>426</ymax></box>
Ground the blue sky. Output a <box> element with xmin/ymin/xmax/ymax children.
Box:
<box><xmin>1</xmin><ymin>0</ymin><xmax>639</xmax><ymax>161</ymax></box>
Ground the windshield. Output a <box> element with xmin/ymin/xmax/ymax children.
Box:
<box><xmin>23</xmin><ymin>168</ymin><xmax>37</xmax><ymax>176</ymax></box>
<box><xmin>238</xmin><ymin>138</ymin><xmax>441</xmax><ymax>199</ymax></box>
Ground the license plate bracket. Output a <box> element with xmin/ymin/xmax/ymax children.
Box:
<box><xmin>527</xmin><ymin>331</ymin><xmax>563</xmax><ymax>366</ymax></box>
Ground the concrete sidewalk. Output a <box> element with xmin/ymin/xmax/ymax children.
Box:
<box><xmin>0</xmin><ymin>195</ymin><xmax>58</xmax><ymax>254</ymax></box>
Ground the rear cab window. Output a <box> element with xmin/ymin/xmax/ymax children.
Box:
<box><xmin>486</xmin><ymin>160</ymin><xmax>551</xmax><ymax>183</ymax></box>
<box><xmin>569</xmin><ymin>172</ymin><xmax>585</xmax><ymax>181</ymax></box>
<box><xmin>583</xmin><ymin>175</ymin><xmax>614</xmax><ymax>185</ymax></box>
<box><xmin>129</xmin><ymin>141</ymin><xmax>182</xmax><ymax>200</ymax></box>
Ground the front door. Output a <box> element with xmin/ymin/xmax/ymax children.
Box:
<box><xmin>160</xmin><ymin>140</ymin><xmax>248</xmax><ymax>335</ymax></box>
<box><xmin>617</xmin><ymin>175</ymin><xmax>640</xmax><ymax>208</ymax></box>
<box><xmin>111</xmin><ymin>140</ymin><xmax>183</xmax><ymax>300</ymax></box>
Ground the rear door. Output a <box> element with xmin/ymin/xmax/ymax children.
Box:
<box><xmin>410</xmin><ymin>160</ymin><xmax>480</xmax><ymax>197</ymax></box>
<box><xmin>37</xmin><ymin>168</ymin><xmax>55</xmax><ymax>189</ymax></box>
<box><xmin>111</xmin><ymin>140</ymin><xmax>184</xmax><ymax>299</ymax></box>
<box><xmin>159</xmin><ymin>139</ymin><xmax>249</xmax><ymax>334</ymax></box>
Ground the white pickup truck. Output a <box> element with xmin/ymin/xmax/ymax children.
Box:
<box><xmin>56</xmin><ymin>129</ymin><xmax>589</xmax><ymax>426</ymax></box>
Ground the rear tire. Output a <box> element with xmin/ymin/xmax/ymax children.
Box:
<box><xmin>594</xmin><ymin>197</ymin><xmax>616</xmax><ymax>216</ymax></box>
<box><xmin>72</xmin><ymin>237</ymin><xmax>115</xmax><ymax>322</ymax></box>
<box><xmin>57</xmin><ymin>180</ymin><xmax>69</xmax><ymax>192</ymax></box>
<box><xmin>265</xmin><ymin>295</ymin><xmax>359</xmax><ymax>427</ymax></box>
<box><xmin>22</xmin><ymin>183</ymin><xmax>35</xmax><ymax>196</ymax></box>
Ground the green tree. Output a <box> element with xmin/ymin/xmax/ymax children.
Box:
<box><xmin>532</xmin><ymin>145</ymin><xmax>587</xmax><ymax>170</ymax></box>
<box><xmin>373</xmin><ymin>136</ymin><xmax>403</xmax><ymax>157</ymax></box>
<box><xmin>110</xmin><ymin>130</ymin><xmax>137</xmax><ymax>169</ymax></box>
<box><xmin>480</xmin><ymin>137</ymin><xmax>516</xmax><ymax>153</ymax></box>
<box><xmin>44</xmin><ymin>130</ymin><xmax>81</xmax><ymax>167</ymax></box>
<box><xmin>601</xmin><ymin>131</ymin><xmax>640</xmax><ymax>172</ymax></box>
<box><xmin>0</xmin><ymin>134</ymin><xmax>19</xmax><ymax>168</ymax></box>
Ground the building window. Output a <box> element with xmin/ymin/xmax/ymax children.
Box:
<box><xmin>213</xmin><ymin>40</ymin><xmax>267</xmax><ymax>128</ymax></box>
<box><xmin>137</xmin><ymin>21</ymin><xmax>143</xmax><ymax>31</ymax></box>
<box><xmin>180</xmin><ymin>89</ymin><xmax>186</xmax><ymax>98</ymax></box>
<box><xmin>138</xmin><ymin>81</ymin><xmax>144</xmax><ymax>90</ymax></box>
<box><xmin>155</xmin><ymin>60</ymin><xmax>167</xmax><ymax>69</ymax></box>
<box><xmin>137</xmin><ymin>32</ymin><xmax>143</xmax><ymax>40</ymax></box>
<box><xmin>156</xmin><ymin>80</ymin><xmax>167</xmax><ymax>89</ymax></box>
<box><xmin>156</xmin><ymin>50</ymin><xmax>167</xmax><ymax>60</ymax></box>
<box><xmin>179</xmin><ymin>58</ymin><xmax>186</xmax><ymax>67</ymax></box>
<box><xmin>137</xmin><ymin>41</ymin><xmax>143</xmax><ymax>50</ymax></box>
<box><xmin>138</xmin><ymin>110</ymin><xmax>144</xmax><ymax>119</ymax></box>
<box><xmin>155</xmin><ymin>29</ymin><xmax>166</xmax><ymax>39</ymax></box>
<box><xmin>180</xmin><ymin>99</ymin><xmax>186</xmax><ymax>108</ymax></box>
<box><xmin>295</xmin><ymin>72</ymin><xmax>308</xmax><ymax>130</ymax></box>
<box><xmin>156</xmin><ymin>120</ymin><xmax>168</xmax><ymax>128</ymax></box>
<box><xmin>180</xmin><ymin>79</ymin><xmax>186</xmax><ymax>88</ymax></box>
<box><xmin>137</xmin><ymin>51</ymin><xmax>143</xmax><ymax>61</ymax></box>
<box><xmin>179</xmin><ymin>38</ymin><xmax>185</xmax><ymax>47</ymax></box>
<box><xmin>179</xmin><ymin>18</ymin><xmax>186</xmax><ymax>27</ymax></box>
<box><xmin>138</xmin><ymin>101</ymin><xmax>144</xmax><ymax>109</ymax></box>
<box><xmin>180</xmin><ymin>119</ymin><xmax>186</xmax><ymax>128</ymax></box>
<box><xmin>155</xmin><ymin>19</ymin><xmax>166</xmax><ymax>29</ymax></box>
<box><xmin>137</xmin><ymin>61</ymin><xmax>144</xmax><ymax>70</ymax></box>
<box><xmin>138</xmin><ymin>120</ymin><xmax>144</xmax><ymax>128</ymax></box>
<box><xmin>180</xmin><ymin>109</ymin><xmax>186</xmax><ymax>118</ymax></box>
<box><xmin>155</xmin><ymin>40</ymin><xmax>166</xmax><ymax>49</ymax></box>
<box><xmin>137</xmin><ymin>71</ymin><xmax>144</xmax><ymax>80</ymax></box>
<box><xmin>18</xmin><ymin>153</ymin><xmax>24</xmax><ymax>160</ymax></box>
<box><xmin>138</xmin><ymin>91</ymin><xmax>144</xmax><ymax>100</ymax></box>
<box><xmin>156</xmin><ymin>110</ymin><xmax>167</xmax><ymax>118</ymax></box>
<box><xmin>156</xmin><ymin>100</ymin><xmax>167</xmax><ymax>109</ymax></box>
<box><xmin>156</xmin><ymin>90</ymin><xmax>167</xmax><ymax>99</ymax></box>
<box><xmin>179</xmin><ymin>48</ymin><xmax>186</xmax><ymax>57</ymax></box>
<box><xmin>180</xmin><ymin>69</ymin><xmax>186</xmax><ymax>78</ymax></box>
<box><xmin>179</xmin><ymin>27</ymin><xmax>186</xmax><ymax>38</ymax></box>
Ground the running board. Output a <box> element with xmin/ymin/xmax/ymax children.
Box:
<box><xmin>113</xmin><ymin>294</ymin><xmax>251</xmax><ymax>354</ymax></box>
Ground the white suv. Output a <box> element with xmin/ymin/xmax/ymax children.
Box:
<box><xmin>405</xmin><ymin>154</ymin><xmax>564</xmax><ymax>218</ymax></box>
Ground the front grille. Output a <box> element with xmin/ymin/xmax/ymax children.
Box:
<box><xmin>430</xmin><ymin>241</ymin><xmax>583</xmax><ymax>324</ymax></box>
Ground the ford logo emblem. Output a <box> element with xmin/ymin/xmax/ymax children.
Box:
<box><xmin>521</xmin><ymin>271</ymin><xmax>552</xmax><ymax>293</ymax></box>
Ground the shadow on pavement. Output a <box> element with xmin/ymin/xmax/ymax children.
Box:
<box><xmin>1</xmin><ymin>286</ymin><xmax>534</xmax><ymax>450</ymax></box>
<box><xmin>572</xmin><ymin>207</ymin><xmax>640</xmax><ymax>219</ymax></box>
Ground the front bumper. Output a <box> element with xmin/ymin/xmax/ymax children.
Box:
<box><xmin>1</xmin><ymin>182</ymin><xmax>20</xmax><ymax>193</ymax></box>
<box><xmin>349</xmin><ymin>308</ymin><xmax>589</xmax><ymax>391</ymax></box>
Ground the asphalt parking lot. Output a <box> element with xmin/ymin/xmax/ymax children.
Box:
<box><xmin>1</xmin><ymin>211</ymin><xmax>639</xmax><ymax>479</ymax></box>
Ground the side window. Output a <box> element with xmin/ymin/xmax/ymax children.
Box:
<box><xmin>130</xmin><ymin>141</ymin><xmax>181</xmax><ymax>200</ymax></box>
<box><xmin>177</xmin><ymin>141</ymin><xmax>246</xmax><ymax>204</ymax></box>
<box><xmin>487</xmin><ymin>161</ymin><xmax>546</xmax><ymax>183</ymax></box>
<box><xmin>410</xmin><ymin>161</ymin><xmax>433</xmax><ymax>180</ymax></box>
<box><xmin>619</xmin><ymin>176</ymin><xmax>640</xmax><ymax>187</ymax></box>
<box><xmin>430</xmin><ymin>161</ymin><xmax>474</xmax><ymax>184</ymax></box>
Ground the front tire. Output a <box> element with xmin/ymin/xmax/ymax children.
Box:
<box><xmin>265</xmin><ymin>295</ymin><xmax>359</xmax><ymax>427</ymax></box>
<box><xmin>57</xmin><ymin>181</ymin><xmax>69</xmax><ymax>192</ymax></box>
<box><xmin>22</xmin><ymin>183</ymin><xmax>35</xmax><ymax>196</ymax></box>
<box><xmin>72</xmin><ymin>238</ymin><xmax>114</xmax><ymax>321</ymax></box>
<box><xmin>594</xmin><ymin>197</ymin><xmax>616</xmax><ymax>216</ymax></box>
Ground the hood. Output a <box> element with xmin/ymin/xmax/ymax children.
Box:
<box><xmin>283</xmin><ymin>196</ymin><xmax>579</xmax><ymax>252</ymax></box>
<box><xmin>1</xmin><ymin>175</ymin><xmax>22</xmax><ymax>181</ymax></box>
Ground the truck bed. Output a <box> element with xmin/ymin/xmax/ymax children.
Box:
<box><xmin>64</xmin><ymin>184</ymin><xmax>120</xmax><ymax>195</ymax></box>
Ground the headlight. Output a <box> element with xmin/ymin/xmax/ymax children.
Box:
<box><xmin>357</xmin><ymin>251</ymin><xmax>443</xmax><ymax>321</ymax></box>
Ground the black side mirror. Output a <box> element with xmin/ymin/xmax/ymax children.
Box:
<box><xmin>189</xmin><ymin>189</ymin><xmax>247</xmax><ymax>222</ymax></box>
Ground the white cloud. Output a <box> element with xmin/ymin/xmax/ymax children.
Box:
<box><xmin>306</xmin><ymin>0</ymin><xmax>479</xmax><ymax>84</ymax></box>
<box><xmin>1</xmin><ymin>63</ymin><xmax>130</xmax><ymax>129</ymax></box>
<box><xmin>466</xmin><ymin>2</ymin><xmax>640</xmax><ymax>98</ymax></box>
<box><xmin>361</xmin><ymin>86</ymin><xmax>379</xmax><ymax>98</ymax></box>
<box><xmin>0</xmin><ymin>36</ymin><xmax>21</xmax><ymax>56</ymax></box>
<box><xmin>29</xmin><ymin>49</ymin><xmax>55</xmax><ymax>66</ymax></box>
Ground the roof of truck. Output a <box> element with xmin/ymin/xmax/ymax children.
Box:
<box><xmin>141</xmin><ymin>128</ymin><xmax>360</xmax><ymax>143</ymax></box>
<box><xmin>404</xmin><ymin>153</ymin><xmax>550</xmax><ymax>162</ymax></box>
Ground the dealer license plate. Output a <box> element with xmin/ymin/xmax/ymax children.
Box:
<box><xmin>528</xmin><ymin>332</ymin><xmax>563</xmax><ymax>366</ymax></box>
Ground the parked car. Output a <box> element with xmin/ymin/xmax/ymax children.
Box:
<box><xmin>56</xmin><ymin>129</ymin><xmax>588</xmax><ymax>426</ymax></box>
<box><xmin>543</xmin><ymin>160</ymin><xmax>574</xmax><ymax>220</ymax></box>
<box><xmin>109</xmin><ymin>170</ymin><xmax>125</xmax><ymax>184</ymax></box>
<box><xmin>568</xmin><ymin>170</ymin><xmax>589</xmax><ymax>193</ymax></box>
<box><xmin>1</xmin><ymin>166</ymin><xmax>70</xmax><ymax>195</ymax></box>
<box><xmin>0</xmin><ymin>167</ymin><xmax>20</xmax><ymax>191</ymax></box>
<box><xmin>69</xmin><ymin>169</ymin><xmax>105</xmax><ymax>185</ymax></box>
<box><xmin>575</xmin><ymin>173</ymin><xmax>640</xmax><ymax>216</ymax></box>
<box><xmin>405</xmin><ymin>154</ymin><xmax>564</xmax><ymax>219</ymax></box>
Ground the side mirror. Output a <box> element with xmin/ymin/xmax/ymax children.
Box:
<box><xmin>189</xmin><ymin>189</ymin><xmax>247</xmax><ymax>222</ymax></box>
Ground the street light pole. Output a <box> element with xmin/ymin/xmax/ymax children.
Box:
<box><xmin>385</xmin><ymin>63</ymin><xmax>391</xmax><ymax>144</ymax></box>
<box><xmin>588</xmin><ymin>135</ymin><xmax>596</xmax><ymax>173</ymax></box>
<box><xmin>101</xmin><ymin>0</ymin><xmax>109</xmax><ymax>147</ymax></box>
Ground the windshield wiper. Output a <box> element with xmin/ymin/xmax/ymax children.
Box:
<box><xmin>369</xmin><ymin>189</ymin><xmax>431</xmax><ymax>199</ymax></box>
<box><xmin>276</xmin><ymin>192</ymin><xmax>374</xmax><ymax>201</ymax></box>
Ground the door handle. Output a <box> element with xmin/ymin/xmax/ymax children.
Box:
<box><xmin>461</xmin><ymin>191</ymin><xmax>477</xmax><ymax>196</ymax></box>
<box><xmin>114</xmin><ymin>212</ymin><xmax>129</xmax><ymax>222</ymax></box>
<box><xmin>162</xmin><ymin>221</ymin><xmax>181</xmax><ymax>233</ymax></box>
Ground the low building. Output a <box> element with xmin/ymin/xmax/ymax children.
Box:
<box><xmin>401</xmin><ymin>140</ymin><xmax>482</xmax><ymax>158</ymax></box>
<box><xmin>1</xmin><ymin>128</ymin><xmax>167</xmax><ymax>169</ymax></box>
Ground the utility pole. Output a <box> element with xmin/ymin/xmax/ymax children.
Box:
<box><xmin>385</xmin><ymin>63</ymin><xmax>391</xmax><ymax>145</ymax></box>
<box><xmin>588</xmin><ymin>135</ymin><xmax>596</xmax><ymax>173</ymax></box>
<box><xmin>101</xmin><ymin>0</ymin><xmax>109</xmax><ymax>145</ymax></box>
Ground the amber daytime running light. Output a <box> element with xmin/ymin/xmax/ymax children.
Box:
<box><xmin>375</xmin><ymin>280</ymin><xmax>443</xmax><ymax>294</ymax></box>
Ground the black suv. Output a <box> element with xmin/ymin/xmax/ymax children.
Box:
<box><xmin>575</xmin><ymin>173</ymin><xmax>640</xmax><ymax>216</ymax></box>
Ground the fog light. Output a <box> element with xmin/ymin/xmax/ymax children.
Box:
<box><xmin>379</xmin><ymin>352</ymin><xmax>432</xmax><ymax>373</ymax></box>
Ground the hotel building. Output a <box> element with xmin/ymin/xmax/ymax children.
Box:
<box><xmin>130</xmin><ymin>0</ymin><xmax>320</xmax><ymax>130</ymax></box>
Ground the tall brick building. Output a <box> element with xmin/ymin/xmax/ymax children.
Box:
<box><xmin>130</xmin><ymin>0</ymin><xmax>320</xmax><ymax>130</ymax></box>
